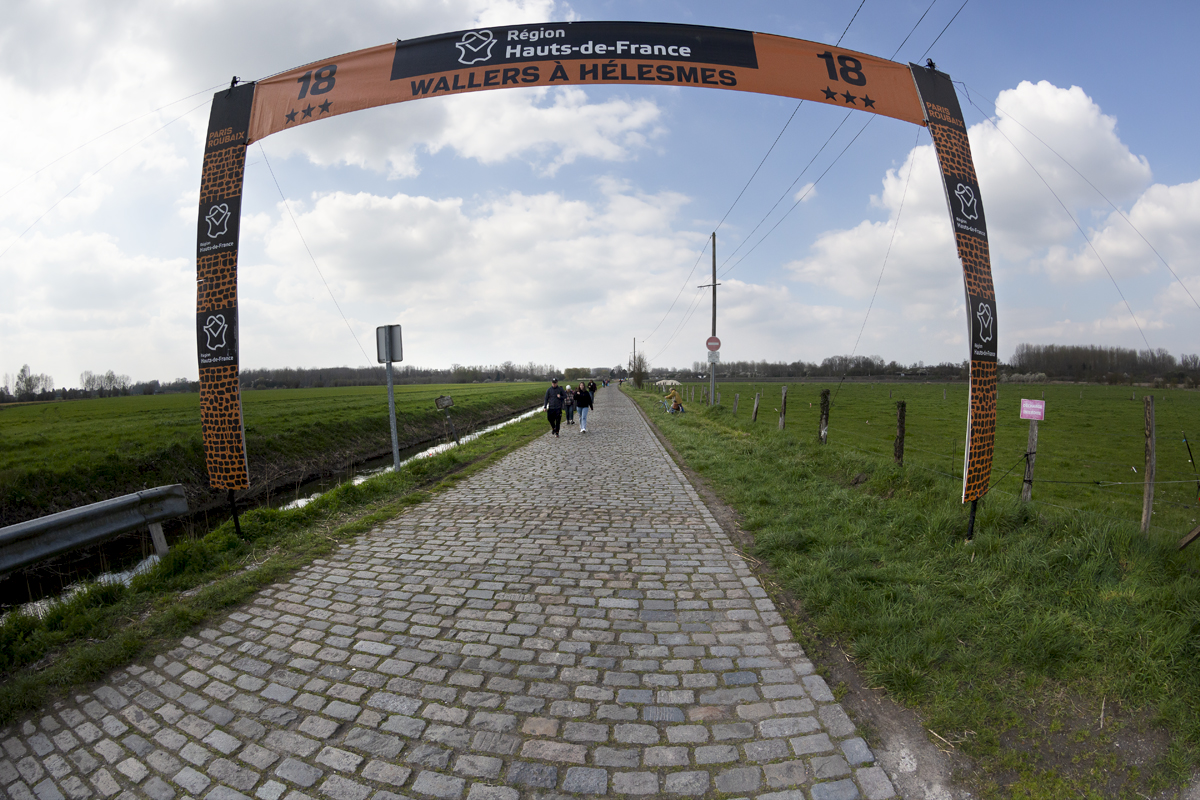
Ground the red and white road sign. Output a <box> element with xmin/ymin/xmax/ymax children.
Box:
<box><xmin>706</xmin><ymin>336</ymin><xmax>721</xmax><ymax>351</ymax></box>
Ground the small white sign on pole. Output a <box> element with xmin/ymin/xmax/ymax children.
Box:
<box><xmin>1020</xmin><ymin>399</ymin><xmax>1045</xmax><ymax>421</ymax></box>
<box><xmin>707</xmin><ymin>350</ymin><xmax>720</xmax><ymax>363</ymax></box>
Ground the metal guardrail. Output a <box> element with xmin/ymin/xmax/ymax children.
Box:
<box><xmin>0</xmin><ymin>484</ymin><xmax>188</xmax><ymax>576</ymax></box>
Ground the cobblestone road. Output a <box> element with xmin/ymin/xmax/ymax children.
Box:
<box><xmin>1</xmin><ymin>387</ymin><xmax>897</xmax><ymax>800</ymax></box>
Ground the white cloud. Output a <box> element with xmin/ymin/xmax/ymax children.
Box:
<box><xmin>0</xmin><ymin>231</ymin><xmax>193</xmax><ymax>382</ymax></box>
<box><xmin>782</xmin><ymin>80</ymin><xmax>1198</xmax><ymax>363</ymax></box>
<box><xmin>266</xmin><ymin>86</ymin><xmax>664</xmax><ymax>178</ymax></box>
<box><xmin>236</xmin><ymin>181</ymin><xmax>704</xmax><ymax>370</ymax></box>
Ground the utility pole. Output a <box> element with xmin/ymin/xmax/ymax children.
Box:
<box><xmin>698</xmin><ymin>232</ymin><xmax>720</xmax><ymax>406</ymax></box>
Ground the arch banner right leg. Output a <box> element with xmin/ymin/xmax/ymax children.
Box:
<box><xmin>909</xmin><ymin>64</ymin><xmax>998</xmax><ymax>502</ymax></box>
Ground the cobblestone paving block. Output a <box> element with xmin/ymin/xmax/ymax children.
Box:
<box><xmin>2</xmin><ymin>388</ymin><xmax>898</xmax><ymax>800</ymax></box>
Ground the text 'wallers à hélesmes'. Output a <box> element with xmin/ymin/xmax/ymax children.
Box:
<box><xmin>410</xmin><ymin>63</ymin><xmax>738</xmax><ymax>96</ymax></box>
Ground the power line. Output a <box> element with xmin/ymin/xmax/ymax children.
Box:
<box><xmin>920</xmin><ymin>0</ymin><xmax>971</xmax><ymax>61</ymax></box>
<box><xmin>258</xmin><ymin>143</ymin><xmax>378</xmax><ymax>371</ymax></box>
<box><xmin>890</xmin><ymin>0</ymin><xmax>940</xmax><ymax>60</ymax></box>
<box><xmin>641</xmin><ymin>239</ymin><xmax>710</xmax><ymax>345</ymax></box>
<box><xmin>639</xmin><ymin>0</ymin><xmax>872</xmax><ymax>349</ymax></box>
<box><xmin>0</xmin><ymin>98</ymin><xmax>213</xmax><ymax>263</ymax></box>
<box><xmin>959</xmin><ymin>83</ymin><xmax>1200</xmax><ymax>314</ymax></box>
<box><xmin>714</xmin><ymin>0</ymin><xmax>942</xmax><ymax>277</ymax></box>
<box><xmin>834</xmin><ymin>126</ymin><xmax>923</xmax><ymax>401</ymax></box>
<box><xmin>720</xmin><ymin>116</ymin><xmax>877</xmax><ymax>279</ymax></box>
<box><xmin>716</xmin><ymin>112</ymin><xmax>854</xmax><ymax>273</ymax></box>
<box><xmin>0</xmin><ymin>82</ymin><xmax>227</xmax><ymax>202</ymax></box>
<box><xmin>958</xmin><ymin>99</ymin><xmax>1153</xmax><ymax>352</ymax></box>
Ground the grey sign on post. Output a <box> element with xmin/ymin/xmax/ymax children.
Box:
<box><xmin>376</xmin><ymin>324</ymin><xmax>404</xmax><ymax>472</ymax></box>
<box><xmin>376</xmin><ymin>325</ymin><xmax>403</xmax><ymax>363</ymax></box>
<box><xmin>435</xmin><ymin>395</ymin><xmax>454</xmax><ymax>410</ymax></box>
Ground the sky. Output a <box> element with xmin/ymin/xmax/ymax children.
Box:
<box><xmin>2</xmin><ymin>0</ymin><xmax>1199</xmax><ymax>388</ymax></box>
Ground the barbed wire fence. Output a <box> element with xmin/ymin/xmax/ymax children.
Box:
<box><xmin>657</xmin><ymin>380</ymin><xmax>1200</xmax><ymax>546</ymax></box>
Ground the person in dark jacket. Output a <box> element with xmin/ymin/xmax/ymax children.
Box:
<box><xmin>574</xmin><ymin>383</ymin><xmax>593</xmax><ymax>433</ymax></box>
<box><xmin>543</xmin><ymin>378</ymin><xmax>566</xmax><ymax>437</ymax></box>
<box><xmin>588</xmin><ymin>380</ymin><xmax>598</xmax><ymax>401</ymax></box>
<box><xmin>563</xmin><ymin>384</ymin><xmax>576</xmax><ymax>425</ymax></box>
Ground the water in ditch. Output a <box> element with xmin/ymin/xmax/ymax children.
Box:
<box><xmin>0</xmin><ymin>406</ymin><xmax>541</xmax><ymax>615</ymax></box>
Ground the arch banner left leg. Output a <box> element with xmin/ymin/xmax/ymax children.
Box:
<box><xmin>195</xmin><ymin>84</ymin><xmax>255</xmax><ymax>490</ymax></box>
<box><xmin>909</xmin><ymin>64</ymin><xmax>997</xmax><ymax>502</ymax></box>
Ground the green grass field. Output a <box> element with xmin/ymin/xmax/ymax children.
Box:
<box><xmin>0</xmin><ymin>411</ymin><xmax>548</xmax><ymax>724</ymax></box>
<box><xmin>665</xmin><ymin>380</ymin><xmax>1200</xmax><ymax>544</ymax></box>
<box><xmin>632</xmin><ymin>383</ymin><xmax>1200</xmax><ymax>797</ymax></box>
<box><xmin>0</xmin><ymin>383</ymin><xmax>544</xmax><ymax>525</ymax></box>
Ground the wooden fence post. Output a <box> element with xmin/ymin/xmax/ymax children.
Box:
<box><xmin>894</xmin><ymin>400</ymin><xmax>906</xmax><ymax>465</ymax></box>
<box><xmin>778</xmin><ymin>386</ymin><xmax>788</xmax><ymax>430</ymax></box>
<box><xmin>1141</xmin><ymin>395</ymin><xmax>1156</xmax><ymax>534</ymax></box>
<box><xmin>733</xmin><ymin>393</ymin><xmax>739</xmax><ymax>414</ymax></box>
<box><xmin>716</xmin><ymin>391</ymin><xmax>721</xmax><ymax>405</ymax></box>
<box><xmin>1021</xmin><ymin>419</ymin><xmax>1038</xmax><ymax>502</ymax></box>
<box><xmin>752</xmin><ymin>393</ymin><xmax>760</xmax><ymax>422</ymax></box>
<box><xmin>819</xmin><ymin>389</ymin><xmax>830</xmax><ymax>444</ymax></box>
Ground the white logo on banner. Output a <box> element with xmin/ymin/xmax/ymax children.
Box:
<box><xmin>976</xmin><ymin>302</ymin><xmax>994</xmax><ymax>344</ymax></box>
<box><xmin>205</xmin><ymin>203</ymin><xmax>231</xmax><ymax>238</ymax></box>
<box><xmin>455</xmin><ymin>30</ymin><xmax>497</xmax><ymax>65</ymax></box>
<box><xmin>955</xmin><ymin>183</ymin><xmax>979</xmax><ymax>221</ymax></box>
<box><xmin>203</xmin><ymin>314</ymin><xmax>228</xmax><ymax>351</ymax></box>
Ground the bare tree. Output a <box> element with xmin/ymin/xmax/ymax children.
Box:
<box><xmin>628</xmin><ymin>352</ymin><xmax>649</xmax><ymax>389</ymax></box>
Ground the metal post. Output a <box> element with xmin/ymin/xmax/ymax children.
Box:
<box><xmin>1021</xmin><ymin>418</ymin><xmax>1039</xmax><ymax>502</ymax></box>
<box><xmin>709</xmin><ymin>232</ymin><xmax>717</xmax><ymax>406</ymax></box>
<box><xmin>1141</xmin><ymin>395</ymin><xmax>1156</xmax><ymax>535</ymax></box>
<box><xmin>228</xmin><ymin>489</ymin><xmax>241</xmax><ymax>537</ymax></box>
<box><xmin>752</xmin><ymin>393</ymin><xmax>760</xmax><ymax>422</ymax></box>
<box><xmin>778</xmin><ymin>386</ymin><xmax>787</xmax><ymax>430</ymax></box>
<box><xmin>966</xmin><ymin>498</ymin><xmax>978</xmax><ymax>540</ymax></box>
<box><xmin>386</xmin><ymin>358</ymin><xmax>401</xmax><ymax>471</ymax></box>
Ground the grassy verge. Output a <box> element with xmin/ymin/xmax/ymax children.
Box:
<box><xmin>0</xmin><ymin>383</ymin><xmax>544</xmax><ymax>525</ymax></box>
<box><xmin>667</xmin><ymin>380</ymin><xmax>1200</xmax><ymax>542</ymax></box>
<box><xmin>629</xmin><ymin>387</ymin><xmax>1200</xmax><ymax>799</ymax></box>
<box><xmin>0</xmin><ymin>414</ymin><xmax>547</xmax><ymax>725</ymax></box>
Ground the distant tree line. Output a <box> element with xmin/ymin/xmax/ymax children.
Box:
<box><xmin>651</xmin><ymin>344</ymin><xmax>1200</xmax><ymax>387</ymax></box>
<box><xmin>1010</xmin><ymin>344</ymin><xmax>1199</xmax><ymax>386</ymax></box>
<box><xmin>666</xmin><ymin>356</ymin><xmax>967</xmax><ymax>381</ymax></box>
<box><xmin>238</xmin><ymin>361</ymin><xmax>586</xmax><ymax>389</ymax></box>
<box><xmin>4</xmin><ymin>344</ymin><xmax>1196</xmax><ymax>404</ymax></box>
<box><xmin>0</xmin><ymin>365</ymin><xmax>196</xmax><ymax>403</ymax></box>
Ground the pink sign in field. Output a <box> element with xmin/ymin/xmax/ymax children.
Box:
<box><xmin>1020</xmin><ymin>399</ymin><xmax>1045</xmax><ymax>421</ymax></box>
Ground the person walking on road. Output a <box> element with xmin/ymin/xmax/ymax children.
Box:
<box><xmin>588</xmin><ymin>380</ymin><xmax>598</xmax><ymax>404</ymax></box>
<box><xmin>563</xmin><ymin>384</ymin><xmax>576</xmax><ymax>426</ymax></box>
<box><xmin>574</xmin><ymin>382</ymin><xmax>593</xmax><ymax>433</ymax></box>
<box><xmin>543</xmin><ymin>378</ymin><xmax>566</xmax><ymax>437</ymax></box>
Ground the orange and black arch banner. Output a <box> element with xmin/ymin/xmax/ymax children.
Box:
<box><xmin>910</xmin><ymin>64</ymin><xmax>997</xmax><ymax>501</ymax></box>
<box><xmin>195</xmin><ymin>84</ymin><xmax>253</xmax><ymax>490</ymax></box>
<box><xmin>195</xmin><ymin>22</ymin><xmax>996</xmax><ymax>500</ymax></box>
